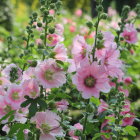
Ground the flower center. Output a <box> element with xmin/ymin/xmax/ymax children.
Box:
<box><xmin>45</xmin><ymin>70</ymin><xmax>54</xmax><ymax>80</ymax></box>
<box><xmin>41</xmin><ymin>123</ymin><xmax>51</xmax><ymax>134</ymax></box>
<box><xmin>30</xmin><ymin>91</ymin><xmax>37</xmax><ymax>97</ymax></box>
<box><xmin>0</xmin><ymin>80</ymin><xmax>3</xmax><ymax>85</ymax></box>
<box><xmin>124</xmin><ymin>35</ymin><xmax>131</xmax><ymax>41</ymax></box>
<box><xmin>84</xmin><ymin>76</ymin><xmax>96</xmax><ymax>88</ymax></box>
<box><xmin>4</xmin><ymin>105</ymin><xmax>12</xmax><ymax>113</ymax></box>
<box><xmin>12</xmin><ymin>92</ymin><xmax>20</xmax><ymax>100</ymax></box>
<box><xmin>48</xmin><ymin>36</ymin><xmax>53</xmax><ymax>42</ymax></box>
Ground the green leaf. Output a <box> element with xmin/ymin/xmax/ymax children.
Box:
<box><xmin>29</xmin><ymin>102</ymin><xmax>38</xmax><ymax>117</ymax></box>
<box><xmin>90</xmin><ymin>97</ymin><xmax>100</xmax><ymax>106</ymax></box>
<box><xmin>0</xmin><ymin>110</ymin><xmax>15</xmax><ymax>122</ymax></box>
<box><xmin>20</xmin><ymin>99</ymin><xmax>31</xmax><ymax>108</ymax></box>
<box><xmin>37</xmin><ymin>99</ymin><xmax>47</xmax><ymax>109</ymax></box>
<box><xmin>124</xmin><ymin>125</ymin><xmax>138</xmax><ymax>137</ymax></box>
<box><xmin>92</xmin><ymin>132</ymin><xmax>110</xmax><ymax>140</ymax></box>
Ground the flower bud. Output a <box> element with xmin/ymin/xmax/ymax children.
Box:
<box><xmin>37</xmin><ymin>22</ymin><xmax>42</xmax><ymax>27</ymax></box>
<box><xmin>86</xmin><ymin>21</ymin><xmax>93</xmax><ymax>28</ymax></box>
<box><xmin>49</xmin><ymin>27</ymin><xmax>55</xmax><ymax>34</ymax></box>
<box><xmin>48</xmin><ymin>101</ymin><xmax>56</xmax><ymax>109</ymax></box>
<box><xmin>100</xmin><ymin>13</ymin><xmax>108</xmax><ymax>19</ymax></box>
<box><xmin>97</xmin><ymin>5</ymin><xmax>103</xmax><ymax>12</ymax></box>
<box><xmin>32</xmin><ymin>12</ymin><xmax>38</xmax><ymax>17</ymax></box>
<box><xmin>74</xmin><ymin>130</ymin><xmax>81</xmax><ymax>136</ymax></box>
<box><xmin>86</xmin><ymin>104</ymin><xmax>95</xmax><ymax>113</ymax></box>
<box><xmin>29</xmin><ymin>43</ymin><xmax>34</xmax><ymax>47</ymax></box>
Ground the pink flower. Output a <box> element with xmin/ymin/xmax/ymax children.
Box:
<box><xmin>121</xmin><ymin>113</ymin><xmax>135</xmax><ymax>126</ymax></box>
<box><xmin>101</xmin><ymin>117</ymin><xmax>112</xmax><ymax>140</ymax></box>
<box><xmin>72</xmin><ymin>60</ymin><xmax>111</xmax><ymax>99</ymax></box>
<box><xmin>75</xmin><ymin>9</ymin><xmax>82</xmax><ymax>17</ymax></box>
<box><xmin>120</xmin><ymin>100</ymin><xmax>131</xmax><ymax>115</ymax></box>
<box><xmin>2</xmin><ymin>125</ymin><xmax>10</xmax><ymax>134</ymax></box>
<box><xmin>22</xmin><ymin>79</ymin><xmax>40</xmax><ymax>99</ymax></box>
<box><xmin>74</xmin><ymin>123</ymin><xmax>83</xmax><ymax>130</ymax></box>
<box><xmin>69</xmin><ymin>123</ymin><xmax>83</xmax><ymax>140</ymax></box>
<box><xmin>121</xmin><ymin>24</ymin><xmax>138</xmax><ymax>44</ymax></box>
<box><xmin>0</xmin><ymin>96</ymin><xmax>15</xmax><ymax>119</ymax></box>
<box><xmin>107</xmin><ymin>7</ymin><xmax>117</xmax><ymax>17</ymax></box>
<box><xmin>53</xmin><ymin>44</ymin><xmax>67</xmax><ymax>61</ymax></box>
<box><xmin>55</xmin><ymin>99</ymin><xmax>69</xmax><ymax>111</ymax></box>
<box><xmin>69</xmin><ymin>25</ymin><xmax>76</xmax><ymax>32</ymax></box>
<box><xmin>14</xmin><ymin>108</ymin><xmax>28</xmax><ymax>123</ymax></box>
<box><xmin>36</xmin><ymin>59</ymin><xmax>66</xmax><ymax>88</ymax></box>
<box><xmin>49</xmin><ymin>9</ymin><xmax>55</xmax><ymax>15</ymax></box>
<box><xmin>0</xmin><ymin>77</ymin><xmax>11</xmax><ymax>88</ymax></box>
<box><xmin>55</xmin><ymin>24</ymin><xmax>64</xmax><ymax>35</ymax></box>
<box><xmin>36</xmin><ymin>39</ymin><xmax>43</xmax><ymax>46</ymax></box>
<box><xmin>98</xmin><ymin>99</ymin><xmax>108</xmax><ymax>114</ymax></box>
<box><xmin>31</xmin><ymin>110</ymin><xmax>64</xmax><ymax>140</ymax></box>
<box><xmin>72</xmin><ymin>35</ymin><xmax>91</xmax><ymax>67</ymax></box>
<box><xmin>124</xmin><ymin>77</ymin><xmax>132</xmax><ymax>85</ymax></box>
<box><xmin>2</xmin><ymin>64</ymin><xmax>22</xmax><ymax>82</ymax></box>
<box><xmin>96</xmin><ymin>45</ymin><xmax>123</xmax><ymax>79</ymax></box>
<box><xmin>47</xmin><ymin>34</ymin><xmax>63</xmax><ymax>47</ymax></box>
<box><xmin>5</xmin><ymin>84</ymin><xmax>24</xmax><ymax>109</ymax></box>
<box><xmin>22</xmin><ymin>67</ymin><xmax>36</xmax><ymax>80</ymax></box>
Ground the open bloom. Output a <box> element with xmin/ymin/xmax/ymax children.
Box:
<box><xmin>121</xmin><ymin>24</ymin><xmax>138</xmax><ymax>44</ymax></box>
<box><xmin>75</xmin><ymin>9</ymin><xmax>82</xmax><ymax>17</ymax></box>
<box><xmin>72</xmin><ymin>60</ymin><xmax>111</xmax><ymax>99</ymax></box>
<box><xmin>2</xmin><ymin>64</ymin><xmax>22</xmax><ymax>82</ymax></box>
<box><xmin>55</xmin><ymin>99</ymin><xmax>69</xmax><ymax>112</ymax></box>
<box><xmin>36</xmin><ymin>59</ymin><xmax>66</xmax><ymax>89</ymax></box>
<box><xmin>47</xmin><ymin>34</ymin><xmax>63</xmax><ymax>47</ymax></box>
<box><xmin>98</xmin><ymin>99</ymin><xmax>108</xmax><ymax>114</ymax></box>
<box><xmin>5</xmin><ymin>84</ymin><xmax>24</xmax><ymax>109</ymax></box>
<box><xmin>72</xmin><ymin>35</ymin><xmax>91</xmax><ymax>67</ymax></box>
<box><xmin>22</xmin><ymin>79</ymin><xmax>40</xmax><ymax>99</ymax></box>
<box><xmin>53</xmin><ymin>44</ymin><xmax>67</xmax><ymax>61</ymax></box>
<box><xmin>96</xmin><ymin>45</ymin><xmax>123</xmax><ymax>79</ymax></box>
<box><xmin>69</xmin><ymin>123</ymin><xmax>83</xmax><ymax>140</ymax></box>
<box><xmin>55</xmin><ymin>24</ymin><xmax>64</xmax><ymax>35</ymax></box>
<box><xmin>32</xmin><ymin>110</ymin><xmax>64</xmax><ymax>140</ymax></box>
<box><xmin>121</xmin><ymin>113</ymin><xmax>135</xmax><ymax>126</ymax></box>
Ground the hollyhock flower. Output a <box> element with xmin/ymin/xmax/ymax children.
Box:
<box><xmin>22</xmin><ymin>67</ymin><xmax>36</xmax><ymax>80</ymax></box>
<box><xmin>75</xmin><ymin>9</ymin><xmax>82</xmax><ymax>17</ymax></box>
<box><xmin>55</xmin><ymin>24</ymin><xmax>64</xmax><ymax>35</ymax></box>
<box><xmin>119</xmin><ymin>87</ymin><xmax>129</xmax><ymax>97</ymax></box>
<box><xmin>124</xmin><ymin>77</ymin><xmax>132</xmax><ymax>85</ymax></box>
<box><xmin>24</xmin><ymin>129</ymin><xmax>30</xmax><ymax>140</ymax></box>
<box><xmin>53</xmin><ymin>44</ymin><xmax>67</xmax><ymax>61</ymax></box>
<box><xmin>36</xmin><ymin>38</ymin><xmax>43</xmax><ymax>46</ymax></box>
<box><xmin>31</xmin><ymin>110</ymin><xmax>64</xmax><ymax>140</ymax></box>
<box><xmin>49</xmin><ymin>9</ymin><xmax>55</xmax><ymax>15</ymax></box>
<box><xmin>101</xmin><ymin>117</ymin><xmax>112</xmax><ymax>140</ymax></box>
<box><xmin>74</xmin><ymin>123</ymin><xmax>83</xmax><ymax>130</ymax></box>
<box><xmin>67</xmin><ymin>59</ymin><xmax>76</xmax><ymax>73</ymax></box>
<box><xmin>5</xmin><ymin>84</ymin><xmax>24</xmax><ymax>109</ymax></box>
<box><xmin>121</xmin><ymin>113</ymin><xmax>135</xmax><ymax>126</ymax></box>
<box><xmin>69</xmin><ymin>25</ymin><xmax>76</xmax><ymax>32</ymax></box>
<box><xmin>2</xmin><ymin>125</ymin><xmax>10</xmax><ymax>134</ymax></box>
<box><xmin>0</xmin><ymin>87</ymin><xmax>6</xmax><ymax>96</ymax></box>
<box><xmin>14</xmin><ymin>108</ymin><xmax>28</xmax><ymax>123</ymax></box>
<box><xmin>130</xmin><ymin>49</ymin><xmax>135</xmax><ymax>55</ymax></box>
<box><xmin>69</xmin><ymin>123</ymin><xmax>83</xmax><ymax>140</ymax></box>
<box><xmin>0</xmin><ymin>77</ymin><xmax>11</xmax><ymax>88</ymax></box>
<box><xmin>107</xmin><ymin>7</ymin><xmax>117</xmax><ymax>17</ymax></box>
<box><xmin>96</xmin><ymin>45</ymin><xmax>123</xmax><ymax>79</ymax></box>
<box><xmin>0</xmin><ymin>96</ymin><xmax>15</xmax><ymax>119</ymax></box>
<box><xmin>120</xmin><ymin>100</ymin><xmax>131</xmax><ymax>115</ymax></box>
<box><xmin>98</xmin><ymin>99</ymin><xmax>108</xmax><ymax>114</ymax></box>
<box><xmin>2</xmin><ymin>64</ymin><xmax>22</xmax><ymax>82</ymax></box>
<box><xmin>121</xmin><ymin>24</ymin><xmax>138</xmax><ymax>44</ymax></box>
<box><xmin>72</xmin><ymin>35</ymin><xmax>91</xmax><ymax>67</ymax></box>
<box><xmin>55</xmin><ymin>99</ymin><xmax>69</xmax><ymax>111</ymax></box>
<box><xmin>103</xmin><ymin>32</ymin><xmax>115</xmax><ymax>48</ymax></box>
<box><xmin>36</xmin><ymin>59</ymin><xmax>66</xmax><ymax>89</ymax></box>
<box><xmin>46</xmin><ymin>34</ymin><xmax>63</xmax><ymax>47</ymax></box>
<box><xmin>72</xmin><ymin>60</ymin><xmax>111</xmax><ymax>99</ymax></box>
<box><xmin>22</xmin><ymin>79</ymin><xmax>39</xmax><ymax>99</ymax></box>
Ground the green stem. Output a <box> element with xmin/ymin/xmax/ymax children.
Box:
<box><xmin>92</xmin><ymin>14</ymin><xmax>100</xmax><ymax>61</ymax></box>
